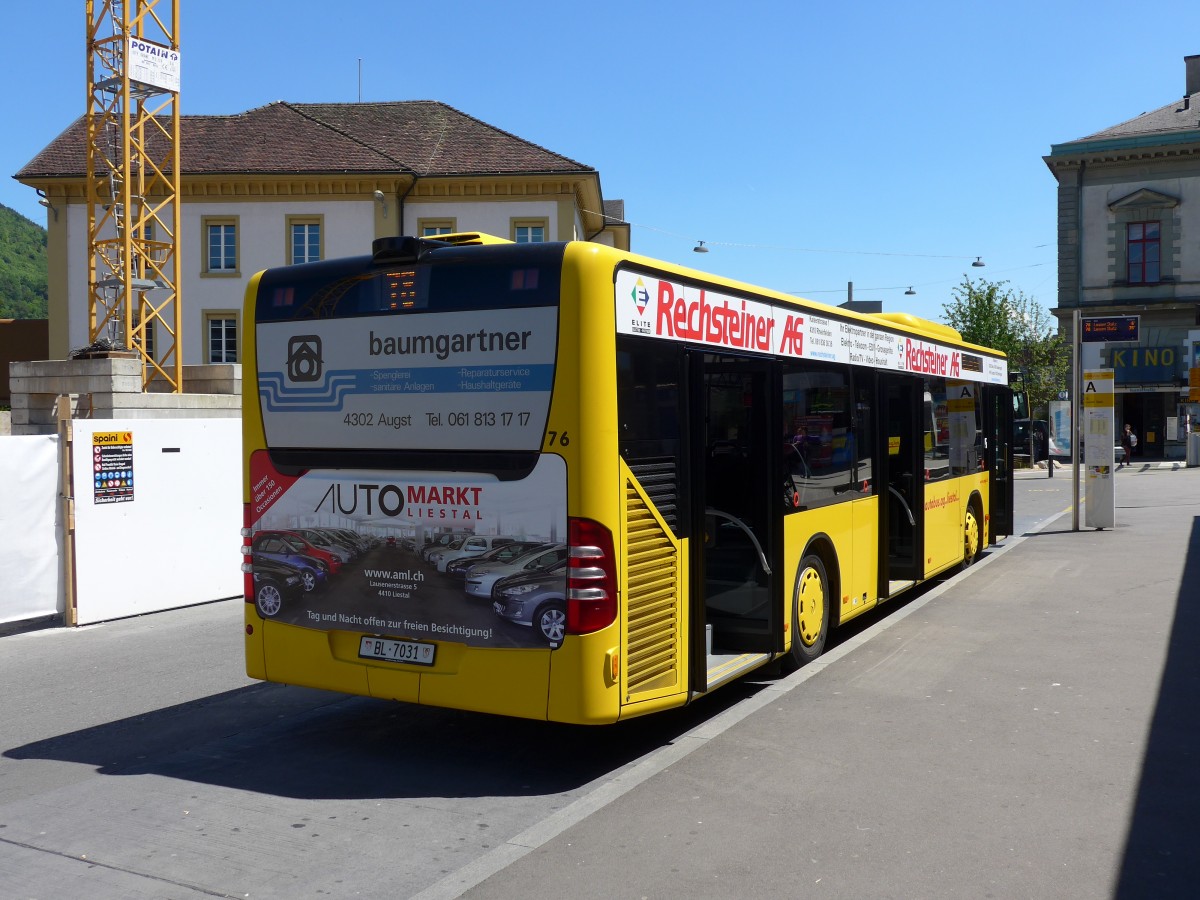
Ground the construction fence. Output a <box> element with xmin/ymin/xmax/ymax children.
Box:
<box><xmin>0</xmin><ymin>409</ymin><xmax>241</xmax><ymax>627</ymax></box>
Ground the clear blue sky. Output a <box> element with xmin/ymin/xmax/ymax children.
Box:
<box><xmin>5</xmin><ymin>0</ymin><xmax>1199</xmax><ymax>323</ymax></box>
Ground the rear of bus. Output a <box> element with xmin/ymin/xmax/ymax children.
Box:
<box><xmin>242</xmin><ymin>236</ymin><xmax>628</xmax><ymax>723</ymax></box>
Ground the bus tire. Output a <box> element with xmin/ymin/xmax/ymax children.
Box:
<box><xmin>784</xmin><ymin>553</ymin><xmax>830</xmax><ymax>671</ymax></box>
<box><xmin>961</xmin><ymin>502</ymin><xmax>981</xmax><ymax>570</ymax></box>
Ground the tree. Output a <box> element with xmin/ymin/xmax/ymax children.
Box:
<box><xmin>941</xmin><ymin>277</ymin><xmax>1069</xmax><ymax>419</ymax></box>
<box><xmin>0</xmin><ymin>203</ymin><xmax>49</xmax><ymax>319</ymax></box>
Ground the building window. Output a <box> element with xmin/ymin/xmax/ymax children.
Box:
<box><xmin>203</xmin><ymin>217</ymin><xmax>239</xmax><ymax>274</ymax></box>
<box><xmin>419</xmin><ymin>218</ymin><xmax>456</xmax><ymax>237</ymax></box>
<box><xmin>287</xmin><ymin>216</ymin><xmax>323</xmax><ymax>265</ymax></box>
<box><xmin>206</xmin><ymin>312</ymin><xmax>238</xmax><ymax>363</ymax></box>
<box><xmin>512</xmin><ymin>219</ymin><xmax>547</xmax><ymax>243</ymax></box>
<box><xmin>1127</xmin><ymin>222</ymin><xmax>1160</xmax><ymax>284</ymax></box>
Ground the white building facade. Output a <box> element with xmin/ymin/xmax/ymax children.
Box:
<box><xmin>1045</xmin><ymin>56</ymin><xmax>1200</xmax><ymax>459</ymax></box>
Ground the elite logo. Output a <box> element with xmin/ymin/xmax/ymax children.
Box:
<box><xmin>631</xmin><ymin>278</ymin><xmax>650</xmax><ymax>316</ymax></box>
<box><xmin>287</xmin><ymin>335</ymin><xmax>323</xmax><ymax>383</ymax></box>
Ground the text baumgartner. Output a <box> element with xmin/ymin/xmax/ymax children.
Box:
<box><xmin>370</xmin><ymin>328</ymin><xmax>533</xmax><ymax>361</ymax></box>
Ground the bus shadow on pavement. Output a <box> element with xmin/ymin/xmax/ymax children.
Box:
<box><xmin>1114</xmin><ymin>515</ymin><xmax>1200</xmax><ymax>897</ymax></box>
<box><xmin>1016</xmin><ymin>527</ymin><xmax>1113</xmax><ymax>538</ymax></box>
<box><xmin>4</xmin><ymin>674</ymin><xmax>768</xmax><ymax>802</ymax></box>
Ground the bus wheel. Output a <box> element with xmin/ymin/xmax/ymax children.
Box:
<box><xmin>785</xmin><ymin>554</ymin><xmax>829</xmax><ymax>671</ymax></box>
<box><xmin>962</xmin><ymin>505</ymin><xmax>981</xmax><ymax>570</ymax></box>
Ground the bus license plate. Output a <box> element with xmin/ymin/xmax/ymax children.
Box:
<box><xmin>358</xmin><ymin>636</ymin><xmax>436</xmax><ymax>667</ymax></box>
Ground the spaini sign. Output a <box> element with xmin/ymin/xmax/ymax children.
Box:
<box><xmin>92</xmin><ymin>431</ymin><xmax>133</xmax><ymax>445</ymax></box>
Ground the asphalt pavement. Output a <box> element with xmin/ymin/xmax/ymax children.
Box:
<box><xmin>2</xmin><ymin>463</ymin><xmax>1197</xmax><ymax>899</ymax></box>
<box><xmin>450</xmin><ymin>463</ymin><xmax>1200</xmax><ymax>900</ymax></box>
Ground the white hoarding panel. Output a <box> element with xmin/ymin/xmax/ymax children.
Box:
<box><xmin>71</xmin><ymin>419</ymin><xmax>241</xmax><ymax>625</ymax></box>
<box><xmin>0</xmin><ymin>435</ymin><xmax>61</xmax><ymax>624</ymax></box>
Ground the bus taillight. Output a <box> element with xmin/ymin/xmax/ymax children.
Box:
<box><xmin>242</xmin><ymin>503</ymin><xmax>254</xmax><ymax>604</ymax></box>
<box><xmin>566</xmin><ymin>517</ymin><xmax>617</xmax><ymax>635</ymax></box>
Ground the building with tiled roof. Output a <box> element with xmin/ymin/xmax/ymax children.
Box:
<box><xmin>1043</xmin><ymin>55</ymin><xmax>1200</xmax><ymax>460</ymax></box>
<box><xmin>14</xmin><ymin>101</ymin><xmax>629</xmax><ymax>363</ymax></box>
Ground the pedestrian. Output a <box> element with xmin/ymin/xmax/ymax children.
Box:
<box><xmin>1119</xmin><ymin>423</ymin><xmax>1136</xmax><ymax>468</ymax></box>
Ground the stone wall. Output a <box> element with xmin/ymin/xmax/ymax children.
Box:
<box><xmin>8</xmin><ymin>358</ymin><xmax>241</xmax><ymax>435</ymax></box>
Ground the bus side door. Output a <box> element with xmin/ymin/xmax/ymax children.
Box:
<box><xmin>878</xmin><ymin>373</ymin><xmax>924</xmax><ymax>589</ymax></box>
<box><xmin>982</xmin><ymin>384</ymin><xmax>1015</xmax><ymax>539</ymax></box>
<box><xmin>691</xmin><ymin>352</ymin><xmax>779</xmax><ymax>670</ymax></box>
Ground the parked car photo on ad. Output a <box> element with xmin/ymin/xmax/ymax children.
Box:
<box><xmin>464</xmin><ymin>544</ymin><xmax>567</xmax><ymax>600</ymax></box>
<box><xmin>433</xmin><ymin>534</ymin><xmax>515</xmax><ymax>573</ymax></box>
<box><xmin>420</xmin><ymin>531</ymin><xmax>473</xmax><ymax>563</ymax></box>
<box><xmin>292</xmin><ymin>528</ymin><xmax>355</xmax><ymax>564</ymax></box>
<box><xmin>444</xmin><ymin>541</ymin><xmax>546</xmax><ymax>579</ymax></box>
<box><xmin>492</xmin><ymin>559</ymin><xmax>568</xmax><ymax>645</ymax></box>
<box><xmin>248</xmin><ymin>557</ymin><xmax>307</xmax><ymax>617</ymax></box>
<box><xmin>250</xmin><ymin>534</ymin><xmax>330</xmax><ymax>592</ymax></box>
<box><xmin>255</xmin><ymin>530</ymin><xmax>343</xmax><ymax>574</ymax></box>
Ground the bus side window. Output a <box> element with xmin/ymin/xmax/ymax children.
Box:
<box><xmin>781</xmin><ymin>361</ymin><xmax>857</xmax><ymax>512</ymax></box>
<box><xmin>616</xmin><ymin>339</ymin><xmax>685</xmax><ymax>535</ymax></box>
<box><xmin>853</xmin><ymin>378</ymin><xmax>873</xmax><ymax>495</ymax></box>
<box><xmin>925</xmin><ymin>377</ymin><xmax>951</xmax><ymax>481</ymax></box>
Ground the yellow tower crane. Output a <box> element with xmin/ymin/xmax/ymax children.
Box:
<box><xmin>86</xmin><ymin>0</ymin><xmax>182</xmax><ymax>392</ymax></box>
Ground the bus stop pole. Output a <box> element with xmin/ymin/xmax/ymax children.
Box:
<box><xmin>1072</xmin><ymin>309</ymin><xmax>1080</xmax><ymax>531</ymax></box>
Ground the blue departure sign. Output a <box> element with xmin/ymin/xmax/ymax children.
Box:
<box><xmin>1081</xmin><ymin>315</ymin><xmax>1139</xmax><ymax>343</ymax></box>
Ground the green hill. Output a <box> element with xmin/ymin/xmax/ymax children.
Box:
<box><xmin>0</xmin><ymin>203</ymin><xmax>49</xmax><ymax>319</ymax></box>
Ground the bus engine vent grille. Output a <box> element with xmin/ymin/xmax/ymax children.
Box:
<box><xmin>626</xmin><ymin>459</ymin><xmax>679</xmax><ymax>533</ymax></box>
<box><xmin>623</xmin><ymin>480</ymin><xmax>681</xmax><ymax>698</ymax></box>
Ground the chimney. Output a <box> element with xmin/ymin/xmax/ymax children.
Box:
<box><xmin>1187</xmin><ymin>54</ymin><xmax>1200</xmax><ymax>97</ymax></box>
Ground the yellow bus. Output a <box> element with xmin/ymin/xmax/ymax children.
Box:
<box><xmin>242</xmin><ymin>233</ymin><xmax>1014</xmax><ymax>724</ymax></box>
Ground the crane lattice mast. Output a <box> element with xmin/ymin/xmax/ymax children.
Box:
<box><xmin>86</xmin><ymin>0</ymin><xmax>182</xmax><ymax>391</ymax></box>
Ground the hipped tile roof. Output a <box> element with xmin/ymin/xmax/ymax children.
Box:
<box><xmin>1073</xmin><ymin>91</ymin><xmax>1200</xmax><ymax>143</ymax></box>
<box><xmin>16</xmin><ymin>100</ymin><xmax>594</xmax><ymax>179</ymax></box>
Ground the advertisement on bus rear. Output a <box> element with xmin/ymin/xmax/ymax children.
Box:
<box><xmin>246</xmin><ymin>451</ymin><xmax>568</xmax><ymax>650</ymax></box>
<box><xmin>255</xmin><ymin>306</ymin><xmax>558</xmax><ymax>452</ymax></box>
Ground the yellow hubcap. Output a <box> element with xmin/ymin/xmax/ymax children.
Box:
<box><xmin>796</xmin><ymin>566</ymin><xmax>825</xmax><ymax>647</ymax></box>
<box><xmin>964</xmin><ymin>510</ymin><xmax>979</xmax><ymax>561</ymax></box>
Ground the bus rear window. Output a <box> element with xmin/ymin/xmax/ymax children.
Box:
<box><xmin>255</xmin><ymin>246</ymin><xmax>562</xmax><ymax>322</ymax></box>
<box><xmin>251</xmin><ymin>243</ymin><xmax>563</xmax><ymax>457</ymax></box>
